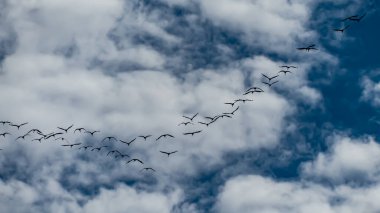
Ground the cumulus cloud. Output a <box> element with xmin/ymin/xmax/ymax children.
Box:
<box><xmin>216</xmin><ymin>174</ymin><xmax>380</xmax><ymax>213</ymax></box>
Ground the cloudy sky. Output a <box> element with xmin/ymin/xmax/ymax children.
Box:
<box><xmin>0</xmin><ymin>0</ymin><xmax>379</xmax><ymax>212</ymax></box>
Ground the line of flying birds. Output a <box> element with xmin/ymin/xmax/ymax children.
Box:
<box><xmin>0</xmin><ymin>11</ymin><xmax>367</xmax><ymax>174</ymax></box>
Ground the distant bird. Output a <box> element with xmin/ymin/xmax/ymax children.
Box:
<box><xmin>79</xmin><ymin>145</ymin><xmax>93</xmax><ymax>150</ymax></box>
<box><xmin>61</xmin><ymin>143</ymin><xmax>81</xmax><ymax>148</ymax></box>
<box><xmin>102</xmin><ymin>136</ymin><xmax>117</xmax><ymax>142</ymax></box>
<box><xmin>204</xmin><ymin>115</ymin><xmax>218</xmax><ymax>121</ymax></box>
<box><xmin>245</xmin><ymin>86</ymin><xmax>264</xmax><ymax>93</ymax></box>
<box><xmin>107</xmin><ymin>150</ymin><xmax>121</xmax><ymax>156</ymax></box>
<box><xmin>160</xmin><ymin>150</ymin><xmax>178</xmax><ymax>157</ymax></box>
<box><xmin>85</xmin><ymin>130</ymin><xmax>100</xmax><ymax>136</ymax></box>
<box><xmin>262</xmin><ymin>81</ymin><xmax>279</xmax><ymax>87</ymax></box>
<box><xmin>10</xmin><ymin>122</ymin><xmax>28</xmax><ymax>130</ymax></box>
<box><xmin>32</xmin><ymin>137</ymin><xmax>44</xmax><ymax>143</ymax></box>
<box><xmin>156</xmin><ymin>134</ymin><xmax>174</xmax><ymax>141</ymax></box>
<box><xmin>278</xmin><ymin>70</ymin><xmax>292</xmax><ymax>75</ymax></box>
<box><xmin>297</xmin><ymin>44</ymin><xmax>318</xmax><ymax>52</ymax></box>
<box><xmin>213</xmin><ymin>114</ymin><xmax>232</xmax><ymax>122</ymax></box>
<box><xmin>115</xmin><ymin>153</ymin><xmax>130</xmax><ymax>159</ymax></box>
<box><xmin>262</xmin><ymin>74</ymin><xmax>279</xmax><ymax>81</ymax></box>
<box><xmin>74</xmin><ymin>128</ymin><xmax>86</xmax><ymax>133</ymax></box>
<box><xmin>27</xmin><ymin>129</ymin><xmax>42</xmax><ymax>135</ymax></box>
<box><xmin>234</xmin><ymin>99</ymin><xmax>253</xmax><ymax>103</ymax></box>
<box><xmin>178</xmin><ymin>122</ymin><xmax>193</xmax><ymax>126</ymax></box>
<box><xmin>16</xmin><ymin>133</ymin><xmax>30</xmax><ymax>141</ymax></box>
<box><xmin>140</xmin><ymin>167</ymin><xmax>156</xmax><ymax>172</ymax></box>
<box><xmin>0</xmin><ymin>132</ymin><xmax>11</xmax><ymax>137</ymax></box>
<box><xmin>279</xmin><ymin>65</ymin><xmax>297</xmax><ymax>70</ymax></box>
<box><xmin>127</xmin><ymin>158</ymin><xmax>144</xmax><ymax>164</ymax></box>
<box><xmin>334</xmin><ymin>25</ymin><xmax>350</xmax><ymax>33</ymax></box>
<box><xmin>91</xmin><ymin>146</ymin><xmax>108</xmax><ymax>152</ymax></box>
<box><xmin>183</xmin><ymin>113</ymin><xmax>199</xmax><ymax>121</ymax></box>
<box><xmin>44</xmin><ymin>132</ymin><xmax>63</xmax><ymax>139</ymax></box>
<box><xmin>342</xmin><ymin>13</ymin><xmax>366</xmax><ymax>22</ymax></box>
<box><xmin>223</xmin><ymin>106</ymin><xmax>239</xmax><ymax>115</ymax></box>
<box><xmin>138</xmin><ymin>135</ymin><xmax>152</xmax><ymax>141</ymax></box>
<box><xmin>198</xmin><ymin>120</ymin><xmax>215</xmax><ymax>127</ymax></box>
<box><xmin>224</xmin><ymin>102</ymin><xmax>236</xmax><ymax>107</ymax></box>
<box><xmin>120</xmin><ymin>138</ymin><xmax>136</xmax><ymax>146</ymax></box>
<box><xmin>183</xmin><ymin>130</ymin><xmax>202</xmax><ymax>136</ymax></box>
<box><xmin>57</xmin><ymin>124</ymin><xmax>73</xmax><ymax>133</ymax></box>
<box><xmin>54</xmin><ymin>137</ymin><xmax>67</xmax><ymax>142</ymax></box>
<box><xmin>0</xmin><ymin>121</ymin><xmax>11</xmax><ymax>125</ymax></box>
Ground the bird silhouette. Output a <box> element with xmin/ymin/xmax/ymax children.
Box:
<box><xmin>160</xmin><ymin>150</ymin><xmax>178</xmax><ymax>157</ymax></box>
<box><xmin>91</xmin><ymin>146</ymin><xmax>108</xmax><ymax>152</ymax></box>
<box><xmin>61</xmin><ymin>143</ymin><xmax>81</xmax><ymax>148</ymax></box>
<box><xmin>223</xmin><ymin>106</ymin><xmax>239</xmax><ymax>115</ymax></box>
<box><xmin>245</xmin><ymin>86</ymin><xmax>264</xmax><ymax>93</ymax></box>
<box><xmin>115</xmin><ymin>153</ymin><xmax>130</xmax><ymax>159</ymax></box>
<box><xmin>342</xmin><ymin>13</ymin><xmax>366</xmax><ymax>22</ymax></box>
<box><xmin>102</xmin><ymin>136</ymin><xmax>117</xmax><ymax>142</ymax></box>
<box><xmin>10</xmin><ymin>122</ymin><xmax>28</xmax><ymax>130</ymax></box>
<box><xmin>32</xmin><ymin>137</ymin><xmax>44</xmax><ymax>143</ymax></box>
<box><xmin>198</xmin><ymin>120</ymin><xmax>215</xmax><ymax>127</ymax></box>
<box><xmin>224</xmin><ymin>102</ymin><xmax>236</xmax><ymax>107</ymax></box>
<box><xmin>79</xmin><ymin>145</ymin><xmax>93</xmax><ymax>150</ymax></box>
<box><xmin>127</xmin><ymin>158</ymin><xmax>144</xmax><ymax>164</ymax></box>
<box><xmin>0</xmin><ymin>132</ymin><xmax>11</xmax><ymax>137</ymax></box>
<box><xmin>140</xmin><ymin>167</ymin><xmax>156</xmax><ymax>172</ymax></box>
<box><xmin>279</xmin><ymin>65</ymin><xmax>297</xmax><ymax>70</ymax></box>
<box><xmin>85</xmin><ymin>130</ymin><xmax>100</xmax><ymax>136</ymax></box>
<box><xmin>182</xmin><ymin>113</ymin><xmax>199</xmax><ymax>121</ymax></box>
<box><xmin>262</xmin><ymin>74</ymin><xmax>279</xmax><ymax>81</ymax></box>
<box><xmin>120</xmin><ymin>138</ymin><xmax>136</xmax><ymax>146</ymax></box>
<box><xmin>334</xmin><ymin>25</ymin><xmax>350</xmax><ymax>33</ymax></box>
<box><xmin>278</xmin><ymin>70</ymin><xmax>292</xmax><ymax>75</ymax></box>
<box><xmin>156</xmin><ymin>134</ymin><xmax>174</xmax><ymax>141</ymax></box>
<box><xmin>0</xmin><ymin>121</ymin><xmax>11</xmax><ymax>125</ymax></box>
<box><xmin>234</xmin><ymin>99</ymin><xmax>253</xmax><ymax>103</ymax></box>
<box><xmin>262</xmin><ymin>81</ymin><xmax>279</xmax><ymax>87</ymax></box>
<box><xmin>138</xmin><ymin>135</ymin><xmax>152</xmax><ymax>140</ymax></box>
<box><xmin>74</xmin><ymin>128</ymin><xmax>86</xmax><ymax>133</ymax></box>
<box><xmin>57</xmin><ymin>124</ymin><xmax>73</xmax><ymax>133</ymax></box>
<box><xmin>183</xmin><ymin>130</ymin><xmax>202</xmax><ymax>136</ymax></box>
<box><xmin>16</xmin><ymin>133</ymin><xmax>30</xmax><ymax>141</ymax></box>
<box><xmin>107</xmin><ymin>150</ymin><xmax>121</xmax><ymax>156</ymax></box>
<box><xmin>297</xmin><ymin>44</ymin><xmax>318</xmax><ymax>52</ymax></box>
<box><xmin>178</xmin><ymin>122</ymin><xmax>193</xmax><ymax>126</ymax></box>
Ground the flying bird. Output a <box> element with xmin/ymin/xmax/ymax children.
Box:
<box><xmin>16</xmin><ymin>133</ymin><xmax>30</xmax><ymax>141</ymax></box>
<box><xmin>245</xmin><ymin>86</ymin><xmax>264</xmax><ymax>93</ymax></box>
<box><xmin>61</xmin><ymin>143</ymin><xmax>81</xmax><ymax>148</ymax></box>
<box><xmin>262</xmin><ymin>81</ymin><xmax>279</xmax><ymax>87</ymax></box>
<box><xmin>278</xmin><ymin>70</ymin><xmax>292</xmax><ymax>75</ymax></box>
<box><xmin>279</xmin><ymin>65</ymin><xmax>297</xmax><ymax>70</ymax></box>
<box><xmin>183</xmin><ymin>130</ymin><xmax>202</xmax><ymax>136</ymax></box>
<box><xmin>115</xmin><ymin>153</ymin><xmax>130</xmax><ymax>159</ymax></box>
<box><xmin>160</xmin><ymin>150</ymin><xmax>178</xmax><ymax>157</ymax></box>
<box><xmin>198</xmin><ymin>120</ymin><xmax>215</xmax><ymax>127</ymax></box>
<box><xmin>224</xmin><ymin>102</ymin><xmax>236</xmax><ymax>107</ymax></box>
<box><xmin>107</xmin><ymin>150</ymin><xmax>122</xmax><ymax>156</ymax></box>
<box><xmin>85</xmin><ymin>130</ymin><xmax>100</xmax><ymax>136</ymax></box>
<box><xmin>57</xmin><ymin>124</ymin><xmax>74</xmax><ymax>133</ymax></box>
<box><xmin>10</xmin><ymin>122</ymin><xmax>28</xmax><ymax>130</ymax></box>
<box><xmin>102</xmin><ymin>136</ymin><xmax>117</xmax><ymax>142</ymax></box>
<box><xmin>178</xmin><ymin>122</ymin><xmax>194</xmax><ymax>126</ymax></box>
<box><xmin>182</xmin><ymin>113</ymin><xmax>199</xmax><ymax>121</ymax></box>
<box><xmin>0</xmin><ymin>132</ymin><xmax>11</xmax><ymax>137</ymax></box>
<box><xmin>342</xmin><ymin>13</ymin><xmax>366</xmax><ymax>22</ymax></box>
<box><xmin>334</xmin><ymin>25</ymin><xmax>350</xmax><ymax>33</ymax></box>
<box><xmin>140</xmin><ymin>167</ymin><xmax>156</xmax><ymax>172</ymax></box>
<box><xmin>262</xmin><ymin>74</ymin><xmax>279</xmax><ymax>81</ymax></box>
<box><xmin>79</xmin><ymin>145</ymin><xmax>93</xmax><ymax>150</ymax></box>
<box><xmin>91</xmin><ymin>146</ymin><xmax>108</xmax><ymax>152</ymax></box>
<box><xmin>297</xmin><ymin>44</ymin><xmax>318</xmax><ymax>52</ymax></box>
<box><xmin>156</xmin><ymin>134</ymin><xmax>174</xmax><ymax>141</ymax></box>
<box><xmin>74</xmin><ymin>128</ymin><xmax>86</xmax><ymax>133</ymax></box>
<box><xmin>0</xmin><ymin>121</ymin><xmax>11</xmax><ymax>125</ymax></box>
<box><xmin>32</xmin><ymin>137</ymin><xmax>44</xmax><ymax>143</ymax></box>
<box><xmin>234</xmin><ymin>99</ymin><xmax>253</xmax><ymax>103</ymax></box>
<box><xmin>120</xmin><ymin>138</ymin><xmax>136</xmax><ymax>146</ymax></box>
<box><xmin>223</xmin><ymin>106</ymin><xmax>239</xmax><ymax>115</ymax></box>
<box><xmin>138</xmin><ymin>135</ymin><xmax>152</xmax><ymax>140</ymax></box>
<box><xmin>127</xmin><ymin>158</ymin><xmax>144</xmax><ymax>164</ymax></box>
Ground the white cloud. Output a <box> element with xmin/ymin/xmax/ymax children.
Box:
<box><xmin>302</xmin><ymin>135</ymin><xmax>380</xmax><ymax>184</ymax></box>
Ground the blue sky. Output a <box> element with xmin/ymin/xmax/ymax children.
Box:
<box><xmin>1</xmin><ymin>0</ymin><xmax>380</xmax><ymax>212</ymax></box>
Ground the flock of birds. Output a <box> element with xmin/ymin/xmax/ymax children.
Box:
<box><xmin>0</xmin><ymin>12</ymin><xmax>367</xmax><ymax>174</ymax></box>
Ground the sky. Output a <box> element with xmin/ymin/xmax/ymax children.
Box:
<box><xmin>0</xmin><ymin>0</ymin><xmax>380</xmax><ymax>212</ymax></box>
